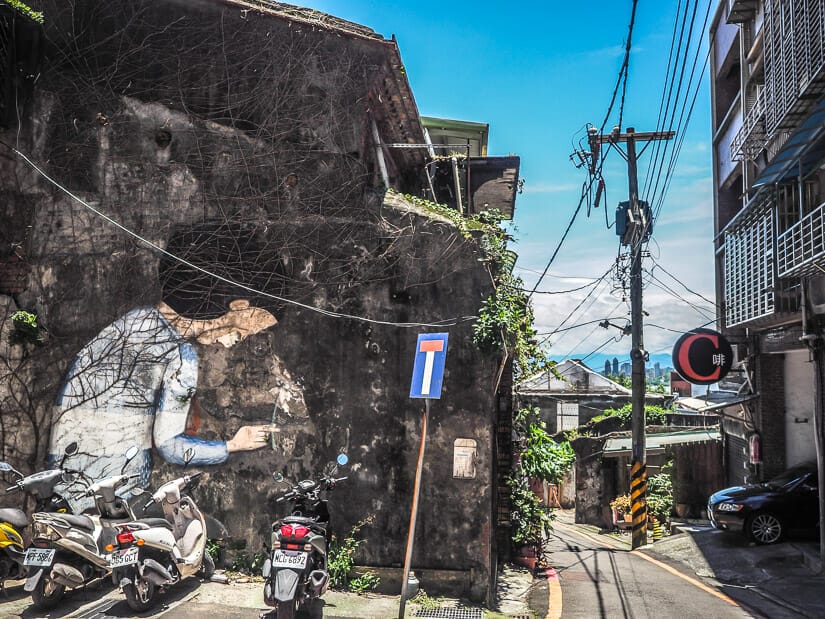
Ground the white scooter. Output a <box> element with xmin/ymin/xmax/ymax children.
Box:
<box><xmin>24</xmin><ymin>446</ymin><xmax>140</xmax><ymax>609</ymax></box>
<box><xmin>108</xmin><ymin>469</ymin><xmax>213</xmax><ymax>611</ymax></box>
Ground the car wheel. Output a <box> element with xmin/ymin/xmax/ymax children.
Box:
<box><xmin>747</xmin><ymin>511</ymin><xmax>784</xmax><ymax>544</ymax></box>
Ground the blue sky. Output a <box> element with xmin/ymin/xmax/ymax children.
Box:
<box><xmin>310</xmin><ymin>1</ymin><xmax>716</xmax><ymax>361</ymax></box>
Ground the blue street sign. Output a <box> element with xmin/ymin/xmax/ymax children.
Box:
<box><xmin>409</xmin><ymin>333</ymin><xmax>449</xmax><ymax>399</ymax></box>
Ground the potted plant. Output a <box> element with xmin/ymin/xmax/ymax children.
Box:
<box><xmin>610</xmin><ymin>493</ymin><xmax>633</xmax><ymax>523</ymax></box>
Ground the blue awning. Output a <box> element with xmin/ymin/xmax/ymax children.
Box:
<box><xmin>753</xmin><ymin>96</ymin><xmax>825</xmax><ymax>187</ymax></box>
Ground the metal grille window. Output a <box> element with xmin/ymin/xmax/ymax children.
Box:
<box><xmin>764</xmin><ymin>0</ymin><xmax>825</xmax><ymax>134</ymax></box>
<box><xmin>724</xmin><ymin>202</ymin><xmax>776</xmax><ymax>326</ymax></box>
<box><xmin>557</xmin><ymin>402</ymin><xmax>579</xmax><ymax>432</ymax></box>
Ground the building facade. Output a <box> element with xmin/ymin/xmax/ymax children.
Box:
<box><xmin>710</xmin><ymin>0</ymin><xmax>825</xmax><ymax>484</ymax></box>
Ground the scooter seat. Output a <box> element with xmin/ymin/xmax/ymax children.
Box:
<box><xmin>281</xmin><ymin>515</ymin><xmax>319</xmax><ymax>526</ymax></box>
<box><xmin>43</xmin><ymin>512</ymin><xmax>95</xmax><ymax>531</ymax></box>
<box><xmin>0</xmin><ymin>507</ymin><xmax>28</xmax><ymax>529</ymax></box>
<box><xmin>133</xmin><ymin>518</ymin><xmax>173</xmax><ymax>530</ymax></box>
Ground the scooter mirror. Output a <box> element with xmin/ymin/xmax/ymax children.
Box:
<box><xmin>272</xmin><ymin>472</ymin><xmax>284</xmax><ymax>483</ymax></box>
<box><xmin>64</xmin><ymin>441</ymin><xmax>79</xmax><ymax>457</ymax></box>
<box><xmin>121</xmin><ymin>445</ymin><xmax>140</xmax><ymax>473</ymax></box>
<box><xmin>336</xmin><ymin>453</ymin><xmax>349</xmax><ymax>466</ymax></box>
<box><xmin>0</xmin><ymin>462</ymin><xmax>12</xmax><ymax>472</ymax></box>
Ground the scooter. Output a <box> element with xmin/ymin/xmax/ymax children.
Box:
<box><xmin>0</xmin><ymin>442</ymin><xmax>83</xmax><ymax>593</ymax></box>
<box><xmin>23</xmin><ymin>446</ymin><xmax>140</xmax><ymax>609</ymax></box>
<box><xmin>262</xmin><ymin>453</ymin><xmax>349</xmax><ymax>619</ymax></box>
<box><xmin>108</xmin><ymin>468</ymin><xmax>213</xmax><ymax>611</ymax></box>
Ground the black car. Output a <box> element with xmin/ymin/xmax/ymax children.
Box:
<box><xmin>707</xmin><ymin>463</ymin><xmax>819</xmax><ymax>544</ymax></box>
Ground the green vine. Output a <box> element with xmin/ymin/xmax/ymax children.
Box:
<box><xmin>10</xmin><ymin>310</ymin><xmax>45</xmax><ymax>345</ymax></box>
<box><xmin>390</xmin><ymin>189</ymin><xmax>545</xmax><ymax>376</ymax></box>
<box><xmin>508</xmin><ymin>406</ymin><xmax>575</xmax><ymax>547</ymax></box>
<box><xmin>2</xmin><ymin>0</ymin><xmax>44</xmax><ymax>23</ymax></box>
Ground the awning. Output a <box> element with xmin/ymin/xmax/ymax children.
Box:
<box><xmin>753</xmin><ymin>95</ymin><xmax>825</xmax><ymax>187</ymax></box>
<box><xmin>603</xmin><ymin>429</ymin><xmax>721</xmax><ymax>458</ymax></box>
<box><xmin>675</xmin><ymin>393</ymin><xmax>759</xmax><ymax>413</ymax></box>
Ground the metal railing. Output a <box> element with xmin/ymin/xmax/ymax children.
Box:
<box><xmin>777</xmin><ymin>200</ymin><xmax>825</xmax><ymax>277</ymax></box>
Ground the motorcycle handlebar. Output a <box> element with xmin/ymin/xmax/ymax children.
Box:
<box><xmin>5</xmin><ymin>484</ymin><xmax>19</xmax><ymax>493</ymax></box>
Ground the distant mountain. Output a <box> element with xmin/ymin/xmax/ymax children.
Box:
<box><xmin>549</xmin><ymin>352</ymin><xmax>674</xmax><ymax>373</ymax></box>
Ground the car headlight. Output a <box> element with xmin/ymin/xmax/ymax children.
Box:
<box><xmin>716</xmin><ymin>502</ymin><xmax>744</xmax><ymax>512</ymax></box>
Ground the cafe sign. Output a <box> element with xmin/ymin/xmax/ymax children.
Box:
<box><xmin>672</xmin><ymin>328</ymin><xmax>733</xmax><ymax>385</ymax></box>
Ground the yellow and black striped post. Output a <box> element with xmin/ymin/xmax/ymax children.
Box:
<box><xmin>630</xmin><ymin>459</ymin><xmax>648</xmax><ymax>549</ymax></box>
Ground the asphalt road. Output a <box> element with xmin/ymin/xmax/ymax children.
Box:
<box><xmin>0</xmin><ymin>576</ymin><xmax>409</xmax><ymax>618</ymax></box>
<box><xmin>547</xmin><ymin>520</ymin><xmax>754</xmax><ymax>619</ymax></box>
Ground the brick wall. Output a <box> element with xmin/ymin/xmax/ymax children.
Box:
<box><xmin>755</xmin><ymin>352</ymin><xmax>786</xmax><ymax>478</ymax></box>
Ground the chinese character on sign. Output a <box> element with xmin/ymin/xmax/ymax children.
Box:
<box><xmin>712</xmin><ymin>354</ymin><xmax>726</xmax><ymax>366</ymax></box>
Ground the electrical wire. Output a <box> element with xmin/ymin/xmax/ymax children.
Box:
<box><xmin>2</xmin><ymin>141</ymin><xmax>477</xmax><ymax>329</ymax></box>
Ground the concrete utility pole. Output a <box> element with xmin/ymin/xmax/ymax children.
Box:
<box><xmin>589</xmin><ymin>126</ymin><xmax>674</xmax><ymax>549</ymax></box>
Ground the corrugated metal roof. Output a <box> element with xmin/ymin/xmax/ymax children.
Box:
<box><xmin>603</xmin><ymin>429</ymin><xmax>721</xmax><ymax>457</ymax></box>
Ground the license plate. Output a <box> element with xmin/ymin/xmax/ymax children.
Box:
<box><xmin>271</xmin><ymin>549</ymin><xmax>308</xmax><ymax>569</ymax></box>
<box><xmin>24</xmin><ymin>548</ymin><xmax>55</xmax><ymax>567</ymax></box>
<box><xmin>109</xmin><ymin>546</ymin><xmax>139</xmax><ymax>568</ymax></box>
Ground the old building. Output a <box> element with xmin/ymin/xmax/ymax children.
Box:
<box><xmin>515</xmin><ymin>358</ymin><xmax>669</xmax><ymax>433</ymax></box>
<box><xmin>0</xmin><ymin>0</ymin><xmax>522</xmax><ymax>602</ymax></box>
<box><xmin>710</xmin><ymin>0</ymin><xmax>825</xmax><ymax>484</ymax></box>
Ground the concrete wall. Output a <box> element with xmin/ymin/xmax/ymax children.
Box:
<box><xmin>784</xmin><ymin>350</ymin><xmax>816</xmax><ymax>467</ymax></box>
<box><xmin>0</xmin><ymin>0</ymin><xmax>498</xmax><ymax>601</ymax></box>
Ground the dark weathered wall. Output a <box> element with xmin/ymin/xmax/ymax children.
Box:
<box><xmin>0</xmin><ymin>0</ymin><xmax>497</xmax><ymax>600</ymax></box>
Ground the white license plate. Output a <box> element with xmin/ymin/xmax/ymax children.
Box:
<box><xmin>24</xmin><ymin>548</ymin><xmax>55</xmax><ymax>567</ymax></box>
<box><xmin>109</xmin><ymin>546</ymin><xmax>139</xmax><ymax>568</ymax></box>
<box><xmin>271</xmin><ymin>549</ymin><xmax>308</xmax><ymax>569</ymax></box>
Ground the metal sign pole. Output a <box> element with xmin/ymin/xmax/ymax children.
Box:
<box><xmin>398</xmin><ymin>398</ymin><xmax>428</xmax><ymax>619</ymax></box>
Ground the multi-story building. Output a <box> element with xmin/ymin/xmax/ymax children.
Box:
<box><xmin>710</xmin><ymin>0</ymin><xmax>825</xmax><ymax>484</ymax></box>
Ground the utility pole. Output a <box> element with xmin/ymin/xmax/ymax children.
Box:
<box><xmin>589</xmin><ymin>126</ymin><xmax>674</xmax><ymax>549</ymax></box>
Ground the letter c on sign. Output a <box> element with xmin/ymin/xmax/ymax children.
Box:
<box><xmin>678</xmin><ymin>333</ymin><xmax>720</xmax><ymax>382</ymax></box>
<box><xmin>671</xmin><ymin>328</ymin><xmax>733</xmax><ymax>386</ymax></box>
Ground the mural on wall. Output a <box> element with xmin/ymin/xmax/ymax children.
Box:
<box><xmin>47</xmin><ymin>221</ymin><xmax>303</xmax><ymax>508</ymax></box>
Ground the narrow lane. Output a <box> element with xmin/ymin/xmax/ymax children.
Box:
<box><xmin>545</xmin><ymin>521</ymin><xmax>754</xmax><ymax>619</ymax></box>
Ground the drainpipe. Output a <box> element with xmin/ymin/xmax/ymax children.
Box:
<box><xmin>370</xmin><ymin>117</ymin><xmax>390</xmax><ymax>189</ymax></box>
<box><xmin>423</xmin><ymin>129</ymin><xmax>438</xmax><ymax>202</ymax></box>
<box><xmin>451</xmin><ymin>155</ymin><xmax>464</xmax><ymax>215</ymax></box>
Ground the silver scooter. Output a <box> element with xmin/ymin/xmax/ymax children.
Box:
<box><xmin>108</xmin><ymin>465</ymin><xmax>213</xmax><ymax>611</ymax></box>
<box><xmin>23</xmin><ymin>446</ymin><xmax>139</xmax><ymax>609</ymax></box>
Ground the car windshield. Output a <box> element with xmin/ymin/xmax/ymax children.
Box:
<box><xmin>766</xmin><ymin>466</ymin><xmax>814</xmax><ymax>489</ymax></box>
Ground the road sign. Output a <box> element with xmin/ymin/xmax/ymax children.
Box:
<box><xmin>409</xmin><ymin>333</ymin><xmax>449</xmax><ymax>399</ymax></box>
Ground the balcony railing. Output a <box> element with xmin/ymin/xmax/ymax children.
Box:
<box><xmin>764</xmin><ymin>0</ymin><xmax>825</xmax><ymax>135</ymax></box>
<box><xmin>730</xmin><ymin>90</ymin><xmax>766</xmax><ymax>161</ymax></box>
<box><xmin>723</xmin><ymin>193</ymin><xmax>801</xmax><ymax>327</ymax></box>
<box><xmin>777</xmin><ymin>201</ymin><xmax>825</xmax><ymax>277</ymax></box>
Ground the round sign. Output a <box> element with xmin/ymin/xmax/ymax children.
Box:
<box><xmin>671</xmin><ymin>328</ymin><xmax>733</xmax><ymax>385</ymax></box>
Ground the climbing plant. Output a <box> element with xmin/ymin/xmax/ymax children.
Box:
<box><xmin>508</xmin><ymin>406</ymin><xmax>574</xmax><ymax>547</ymax></box>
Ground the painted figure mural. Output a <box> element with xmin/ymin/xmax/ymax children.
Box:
<box><xmin>47</xmin><ymin>222</ymin><xmax>296</xmax><ymax>509</ymax></box>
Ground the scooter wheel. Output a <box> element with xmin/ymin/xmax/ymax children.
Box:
<box><xmin>198</xmin><ymin>550</ymin><xmax>215</xmax><ymax>580</ymax></box>
<box><xmin>124</xmin><ymin>577</ymin><xmax>157</xmax><ymax>612</ymax></box>
<box><xmin>31</xmin><ymin>573</ymin><xmax>66</xmax><ymax>610</ymax></box>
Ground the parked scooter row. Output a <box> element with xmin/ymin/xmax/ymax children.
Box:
<box><xmin>1</xmin><ymin>446</ymin><xmax>351</xmax><ymax>616</ymax></box>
